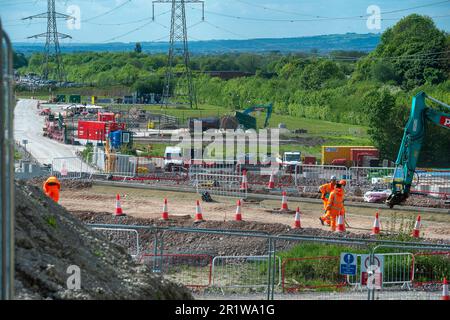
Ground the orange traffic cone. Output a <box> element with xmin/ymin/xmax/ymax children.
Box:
<box><xmin>195</xmin><ymin>200</ymin><xmax>204</xmax><ymax>222</ymax></box>
<box><xmin>442</xmin><ymin>278</ymin><xmax>449</xmax><ymax>301</ymax></box>
<box><xmin>371</xmin><ymin>212</ymin><xmax>381</xmax><ymax>235</ymax></box>
<box><xmin>240</xmin><ymin>170</ymin><xmax>248</xmax><ymax>190</ymax></box>
<box><xmin>412</xmin><ymin>215</ymin><xmax>421</xmax><ymax>238</ymax></box>
<box><xmin>281</xmin><ymin>191</ymin><xmax>288</xmax><ymax>210</ymax></box>
<box><xmin>336</xmin><ymin>212</ymin><xmax>346</xmax><ymax>232</ymax></box>
<box><xmin>235</xmin><ymin>199</ymin><xmax>243</xmax><ymax>221</ymax></box>
<box><xmin>267</xmin><ymin>172</ymin><xmax>275</xmax><ymax>190</ymax></box>
<box><xmin>114</xmin><ymin>194</ymin><xmax>125</xmax><ymax>216</ymax></box>
<box><xmin>293</xmin><ymin>207</ymin><xmax>302</xmax><ymax>229</ymax></box>
<box><xmin>161</xmin><ymin>198</ymin><xmax>169</xmax><ymax>221</ymax></box>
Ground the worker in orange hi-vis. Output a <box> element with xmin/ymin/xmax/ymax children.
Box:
<box><xmin>43</xmin><ymin>176</ymin><xmax>61</xmax><ymax>203</ymax></box>
<box><xmin>325</xmin><ymin>181</ymin><xmax>345</xmax><ymax>232</ymax></box>
<box><xmin>318</xmin><ymin>176</ymin><xmax>337</xmax><ymax>226</ymax></box>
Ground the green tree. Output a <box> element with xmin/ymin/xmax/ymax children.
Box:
<box><xmin>134</xmin><ymin>42</ymin><xmax>142</xmax><ymax>53</ymax></box>
<box><xmin>354</xmin><ymin>14</ymin><xmax>448</xmax><ymax>88</ymax></box>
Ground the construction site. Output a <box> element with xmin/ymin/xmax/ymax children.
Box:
<box><xmin>2</xmin><ymin>0</ymin><xmax>450</xmax><ymax>305</ymax></box>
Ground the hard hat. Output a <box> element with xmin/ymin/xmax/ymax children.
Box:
<box><xmin>339</xmin><ymin>179</ymin><xmax>347</xmax><ymax>186</ymax></box>
<box><xmin>330</xmin><ymin>176</ymin><xmax>337</xmax><ymax>181</ymax></box>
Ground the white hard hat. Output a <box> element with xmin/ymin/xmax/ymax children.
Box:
<box><xmin>330</xmin><ymin>176</ymin><xmax>337</xmax><ymax>181</ymax></box>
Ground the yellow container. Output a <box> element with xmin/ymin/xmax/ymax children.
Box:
<box><xmin>321</xmin><ymin>146</ymin><xmax>376</xmax><ymax>165</ymax></box>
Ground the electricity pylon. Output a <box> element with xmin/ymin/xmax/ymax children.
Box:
<box><xmin>153</xmin><ymin>0</ymin><xmax>204</xmax><ymax>109</ymax></box>
<box><xmin>23</xmin><ymin>0</ymin><xmax>73</xmax><ymax>82</ymax></box>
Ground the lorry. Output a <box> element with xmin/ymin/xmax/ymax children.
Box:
<box><xmin>164</xmin><ymin>146</ymin><xmax>184</xmax><ymax>172</ymax></box>
<box><xmin>281</xmin><ymin>151</ymin><xmax>301</xmax><ymax>173</ymax></box>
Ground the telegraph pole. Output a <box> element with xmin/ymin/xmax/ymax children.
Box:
<box><xmin>153</xmin><ymin>0</ymin><xmax>204</xmax><ymax>109</ymax></box>
<box><xmin>23</xmin><ymin>0</ymin><xmax>73</xmax><ymax>83</ymax></box>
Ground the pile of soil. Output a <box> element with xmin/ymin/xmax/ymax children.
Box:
<box><xmin>14</xmin><ymin>181</ymin><xmax>192</xmax><ymax>300</ymax></box>
<box><xmin>28</xmin><ymin>177</ymin><xmax>93</xmax><ymax>190</ymax></box>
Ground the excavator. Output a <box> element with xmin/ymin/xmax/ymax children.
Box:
<box><xmin>386</xmin><ymin>91</ymin><xmax>450</xmax><ymax>208</ymax></box>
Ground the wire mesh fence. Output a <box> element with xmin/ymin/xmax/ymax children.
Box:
<box><xmin>85</xmin><ymin>224</ymin><xmax>450</xmax><ymax>300</ymax></box>
<box><xmin>90</xmin><ymin>227</ymin><xmax>140</xmax><ymax>259</ymax></box>
<box><xmin>194</xmin><ymin>172</ymin><xmax>247</xmax><ymax>199</ymax></box>
<box><xmin>211</xmin><ymin>255</ymin><xmax>281</xmax><ymax>290</ymax></box>
<box><xmin>294</xmin><ymin>164</ymin><xmax>348</xmax><ymax>192</ymax></box>
<box><xmin>139</xmin><ymin>253</ymin><xmax>213</xmax><ymax>288</ymax></box>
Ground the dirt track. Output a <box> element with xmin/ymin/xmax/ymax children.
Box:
<box><xmin>59</xmin><ymin>185</ymin><xmax>450</xmax><ymax>241</ymax></box>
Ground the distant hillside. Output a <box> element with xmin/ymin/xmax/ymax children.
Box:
<box><xmin>13</xmin><ymin>33</ymin><xmax>380</xmax><ymax>55</ymax></box>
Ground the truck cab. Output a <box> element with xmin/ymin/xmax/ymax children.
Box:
<box><xmin>282</xmin><ymin>152</ymin><xmax>301</xmax><ymax>173</ymax></box>
<box><xmin>164</xmin><ymin>146</ymin><xmax>183</xmax><ymax>172</ymax></box>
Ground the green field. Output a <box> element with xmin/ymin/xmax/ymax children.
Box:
<box><xmin>17</xmin><ymin>92</ymin><xmax>371</xmax><ymax>158</ymax></box>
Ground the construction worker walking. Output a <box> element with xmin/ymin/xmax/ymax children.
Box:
<box><xmin>319</xmin><ymin>176</ymin><xmax>337</xmax><ymax>226</ymax></box>
<box><xmin>325</xmin><ymin>181</ymin><xmax>345</xmax><ymax>231</ymax></box>
<box><xmin>43</xmin><ymin>176</ymin><xmax>61</xmax><ymax>203</ymax></box>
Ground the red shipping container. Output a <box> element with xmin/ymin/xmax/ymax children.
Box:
<box><xmin>351</xmin><ymin>148</ymin><xmax>379</xmax><ymax>167</ymax></box>
<box><xmin>78</xmin><ymin>121</ymin><xmax>107</xmax><ymax>141</ymax></box>
<box><xmin>108</xmin><ymin>122</ymin><xmax>126</xmax><ymax>132</ymax></box>
<box><xmin>97</xmin><ymin>112</ymin><xmax>116</xmax><ymax>122</ymax></box>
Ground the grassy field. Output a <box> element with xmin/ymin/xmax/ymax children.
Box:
<box><xmin>17</xmin><ymin>92</ymin><xmax>371</xmax><ymax>158</ymax></box>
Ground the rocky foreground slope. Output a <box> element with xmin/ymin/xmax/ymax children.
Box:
<box><xmin>14</xmin><ymin>181</ymin><xmax>192</xmax><ymax>300</ymax></box>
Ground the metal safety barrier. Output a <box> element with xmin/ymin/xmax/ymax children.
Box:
<box><xmin>90</xmin><ymin>227</ymin><xmax>140</xmax><ymax>259</ymax></box>
<box><xmin>211</xmin><ymin>255</ymin><xmax>281</xmax><ymax>289</ymax></box>
<box><xmin>0</xmin><ymin>21</ymin><xmax>15</xmax><ymax>300</ymax></box>
<box><xmin>412</xmin><ymin>169</ymin><xmax>450</xmax><ymax>199</ymax></box>
<box><xmin>51</xmin><ymin>156</ymin><xmax>84</xmax><ymax>180</ymax></box>
<box><xmin>348</xmin><ymin>167</ymin><xmax>395</xmax><ymax>195</ymax></box>
<box><xmin>194</xmin><ymin>172</ymin><xmax>247</xmax><ymax>198</ymax></box>
<box><xmin>139</xmin><ymin>253</ymin><xmax>213</xmax><ymax>288</ymax></box>
<box><xmin>282</xmin><ymin>256</ymin><xmax>347</xmax><ymax>292</ymax></box>
<box><xmin>294</xmin><ymin>164</ymin><xmax>348</xmax><ymax>192</ymax></box>
<box><xmin>346</xmin><ymin>253</ymin><xmax>414</xmax><ymax>289</ymax></box>
<box><xmin>412</xmin><ymin>251</ymin><xmax>450</xmax><ymax>287</ymax></box>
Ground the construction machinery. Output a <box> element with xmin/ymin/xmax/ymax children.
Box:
<box><xmin>188</xmin><ymin>103</ymin><xmax>273</xmax><ymax>132</ymax></box>
<box><xmin>386</xmin><ymin>92</ymin><xmax>450</xmax><ymax>208</ymax></box>
<box><xmin>234</xmin><ymin>103</ymin><xmax>273</xmax><ymax>130</ymax></box>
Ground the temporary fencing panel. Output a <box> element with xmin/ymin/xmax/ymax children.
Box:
<box><xmin>188</xmin><ymin>159</ymin><xmax>238</xmax><ymax>179</ymax></box>
<box><xmin>412</xmin><ymin>169</ymin><xmax>450</xmax><ymax>199</ymax></box>
<box><xmin>346</xmin><ymin>253</ymin><xmax>414</xmax><ymax>288</ymax></box>
<box><xmin>211</xmin><ymin>255</ymin><xmax>281</xmax><ymax>289</ymax></box>
<box><xmin>348</xmin><ymin>167</ymin><xmax>395</xmax><ymax>196</ymax></box>
<box><xmin>412</xmin><ymin>252</ymin><xmax>450</xmax><ymax>287</ymax></box>
<box><xmin>295</xmin><ymin>164</ymin><xmax>348</xmax><ymax>192</ymax></box>
<box><xmin>51</xmin><ymin>157</ymin><xmax>84</xmax><ymax>180</ymax></box>
<box><xmin>282</xmin><ymin>256</ymin><xmax>347</xmax><ymax>292</ymax></box>
<box><xmin>91</xmin><ymin>227</ymin><xmax>140</xmax><ymax>259</ymax></box>
<box><xmin>194</xmin><ymin>172</ymin><xmax>247</xmax><ymax>198</ymax></box>
<box><xmin>87</xmin><ymin>152</ymin><xmax>136</xmax><ymax>177</ymax></box>
<box><xmin>139</xmin><ymin>253</ymin><xmax>213</xmax><ymax>288</ymax></box>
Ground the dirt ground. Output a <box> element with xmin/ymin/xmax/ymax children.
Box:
<box><xmin>58</xmin><ymin>185</ymin><xmax>450</xmax><ymax>241</ymax></box>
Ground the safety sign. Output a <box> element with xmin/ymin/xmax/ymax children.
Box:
<box><xmin>340</xmin><ymin>253</ymin><xmax>357</xmax><ymax>276</ymax></box>
<box><xmin>360</xmin><ymin>254</ymin><xmax>384</xmax><ymax>288</ymax></box>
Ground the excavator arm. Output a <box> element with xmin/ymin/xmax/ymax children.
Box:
<box><xmin>386</xmin><ymin>91</ymin><xmax>450</xmax><ymax>208</ymax></box>
<box><xmin>242</xmin><ymin>103</ymin><xmax>273</xmax><ymax>128</ymax></box>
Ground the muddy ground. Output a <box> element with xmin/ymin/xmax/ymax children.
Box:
<box><xmin>57</xmin><ymin>184</ymin><xmax>450</xmax><ymax>242</ymax></box>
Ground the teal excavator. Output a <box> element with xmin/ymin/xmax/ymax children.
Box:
<box><xmin>386</xmin><ymin>91</ymin><xmax>450</xmax><ymax>208</ymax></box>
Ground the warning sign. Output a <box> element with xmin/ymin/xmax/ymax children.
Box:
<box><xmin>360</xmin><ymin>254</ymin><xmax>384</xmax><ymax>288</ymax></box>
<box><xmin>340</xmin><ymin>253</ymin><xmax>357</xmax><ymax>276</ymax></box>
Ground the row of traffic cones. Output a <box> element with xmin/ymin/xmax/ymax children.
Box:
<box><xmin>117</xmin><ymin>193</ymin><xmax>424</xmax><ymax>238</ymax></box>
<box><xmin>161</xmin><ymin>198</ymin><xmax>245</xmax><ymax>222</ymax></box>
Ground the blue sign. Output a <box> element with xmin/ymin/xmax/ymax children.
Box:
<box><xmin>340</xmin><ymin>253</ymin><xmax>357</xmax><ymax>275</ymax></box>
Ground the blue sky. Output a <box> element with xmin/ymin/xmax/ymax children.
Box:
<box><xmin>1</xmin><ymin>0</ymin><xmax>449</xmax><ymax>43</ymax></box>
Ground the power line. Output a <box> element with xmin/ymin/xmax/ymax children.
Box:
<box><xmin>188</xmin><ymin>0</ymin><xmax>450</xmax><ymax>23</ymax></box>
<box><xmin>81</xmin><ymin>0</ymin><xmax>132</xmax><ymax>23</ymax></box>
